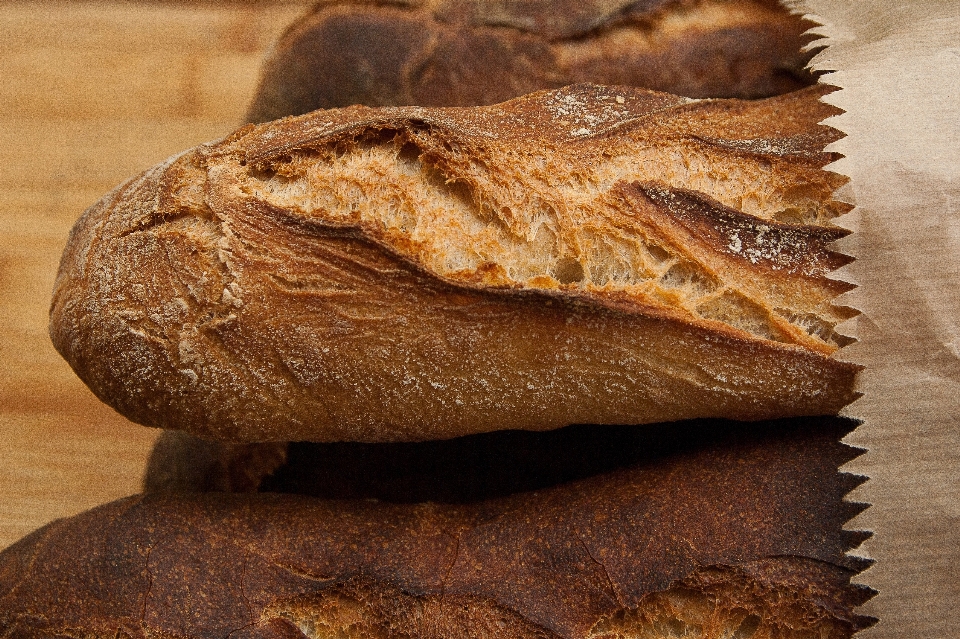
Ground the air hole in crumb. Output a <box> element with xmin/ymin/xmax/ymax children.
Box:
<box><xmin>445</xmin><ymin>179</ymin><xmax>476</xmax><ymax>208</ymax></box>
<box><xmin>397</xmin><ymin>142</ymin><xmax>422</xmax><ymax>165</ymax></box>
<box><xmin>248</xmin><ymin>165</ymin><xmax>278</xmax><ymax>181</ymax></box>
<box><xmin>358</xmin><ymin>128</ymin><xmax>403</xmax><ymax>148</ymax></box>
<box><xmin>659</xmin><ymin>261</ymin><xmax>719</xmax><ymax>297</ymax></box>
<box><xmin>733</xmin><ymin>614</ymin><xmax>762</xmax><ymax>638</ymax></box>
<box><xmin>771</xmin><ymin>207</ymin><xmax>811</xmax><ymax>225</ymax></box>
<box><xmin>697</xmin><ymin>292</ymin><xmax>786</xmax><ymax>342</ymax></box>
<box><xmin>552</xmin><ymin>257</ymin><xmax>585</xmax><ymax>284</ymax></box>
<box><xmin>646</xmin><ymin>243</ymin><xmax>671</xmax><ymax>263</ymax></box>
<box><xmin>776</xmin><ymin>308</ymin><xmax>843</xmax><ymax>346</ymax></box>
<box><xmin>778</xmin><ymin>184</ymin><xmax>825</xmax><ymax>223</ymax></box>
<box><xmin>418</xmin><ymin>162</ymin><xmax>478</xmax><ymax>215</ymax></box>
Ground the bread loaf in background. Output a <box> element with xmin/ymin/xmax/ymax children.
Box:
<box><xmin>2</xmin><ymin>417</ymin><xmax>872</xmax><ymax>638</ymax></box>
<box><xmin>247</xmin><ymin>0</ymin><xmax>816</xmax><ymax>123</ymax></box>
<box><xmin>50</xmin><ymin>84</ymin><xmax>857</xmax><ymax>443</ymax></box>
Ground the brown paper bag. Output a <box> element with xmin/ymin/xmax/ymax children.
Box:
<box><xmin>789</xmin><ymin>0</ymin><xmax>960</xmax><ymax>635</ymax></box>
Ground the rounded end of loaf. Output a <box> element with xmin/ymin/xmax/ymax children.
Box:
<box><xmin>48</xmin><ymin>149</ymin><xmax>225</xmax><ymax>436</ymax></box>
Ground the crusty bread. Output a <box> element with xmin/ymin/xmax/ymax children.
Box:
<box><xmin>1</xmin><ymin>417</ymin><xmax>871</xmax><ymax>638</ymax></box>
<box><xmin>50</xmin><ymin>84</ymin><xmax>857</xmax><ymax>443</ymax></box>
<box><xmin>247</xmin><ymin>0</ymin><xmax>816</xmax><ymax>123</ymax></box>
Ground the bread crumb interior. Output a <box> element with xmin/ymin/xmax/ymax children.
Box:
<box><xmin>241</xmin><ymin>127</ymin><xmax>849</xmax><ymax>352</ymax></box>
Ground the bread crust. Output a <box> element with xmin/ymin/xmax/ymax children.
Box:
<box><xmin>247</xmin><ymin>0</ymin><xmax>816</xmax><ymax>123</ymax></box>
<box><xmin>0</xmin><ymin>418</ymin><xmax>872</xmax><ymax>638</ymax></box>
<box><xmin>50</xmin><ymin>85</ymin><xmax>858</xmax><ymax>442</ymax></box>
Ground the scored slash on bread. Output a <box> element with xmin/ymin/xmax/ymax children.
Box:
<box><xmin>49</xmin><ymin>84</ymin><xmax>858</xmax><ymax>443</ymax></box>
<box><xmin>0</xmin><ymin>418</ymin><xmax>872</xmax><ymax>638</ymax></box>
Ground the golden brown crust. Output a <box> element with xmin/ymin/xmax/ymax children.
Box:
<box><xmin>246</xmin><ymin>0</ymin><xmax>816</xmax><ymax>123</ymax></box>
<box><xmin>50</xmin><ymin>85</ymin><xmax>858</xmax><ymax>443</ymax></box>
<box><xmin>0</xmin><ymin>418</ymin><xmax>872</xmax><ymax>638</ymax></box>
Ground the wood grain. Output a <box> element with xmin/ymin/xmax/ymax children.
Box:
<box><xmin>0</xmin><ymin>0</ymin><xmax>310</xmax><ymax>550</ymax></box>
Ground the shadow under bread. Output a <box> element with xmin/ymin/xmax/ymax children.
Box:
<box><xmin>267</xmin><ymin>418</ymin><xmax>865</xmax><ymax>504</ymax></box>
<box><xmin>145</xmin><ymin>417</ymin><xmax>872</xmax><ymax>572</ymax></box>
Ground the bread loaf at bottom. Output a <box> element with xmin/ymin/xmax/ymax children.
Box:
<box><xmin>2</xmin><ymin>418</ymin><xmax>872</xmax><ymax>638</ymax></box>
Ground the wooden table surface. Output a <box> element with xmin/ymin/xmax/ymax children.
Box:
<box><xmin>0</xmin><ymin>0</ymin><xmax>311</xmax><ymax>550</ymax></box>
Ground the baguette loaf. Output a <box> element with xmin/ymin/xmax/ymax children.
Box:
<box><xmin>0</xmin><ymin>417</ymin><xmax>871</xmax><ymax>638</ymax></box>
<box><xmin>248</xmin><ymin>0</ymin><xmax>816</xmax><ymax>123</ymax></box>
<box><xmin>50</xmin><ymin>84</ymin><xmax>857</xmax><ymax>443</ymax></box>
